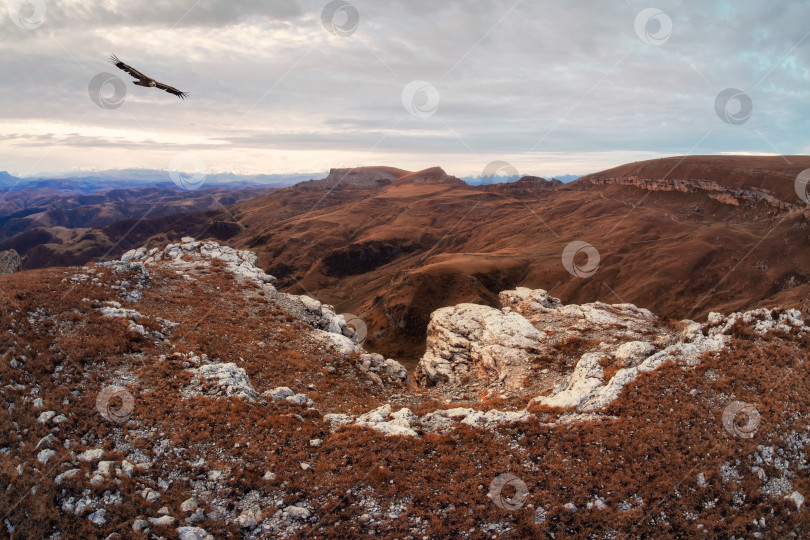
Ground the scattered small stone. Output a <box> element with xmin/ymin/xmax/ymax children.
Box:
<box><xmin>37</xmin><ymin>449</ymin><xmax>56</xmax><ymax>465</ymax></box>
<box><xmin>263</xmin><ymin>386</ymin><xmax>294</xmax><ymax>402</ymax></box>
<box><xmin>78</xmin><ymin>449</ymin><xmax>105</xmax><ymax>462</ymax></box>
<box><xmin>54</xmin><ymin>469</ymin><xmax>79</xmax><ymax>485</ymax></box>
<box><xmin>37</xmin><ymin>411</ymin><xmax>56</xmax><ymax>424</ymax></box>
<box><xmin>121</xmin><ymin>460</ymin><xmax>135</xmax><ymax>477</ymax></box>
<box><xmin>785</xmin><ymin>491</ymin><xmax>805</xmax><ymax>512</ymax></box>
<box><xmin>148</xmin><ymin>515</ymin><xmax>175</xmax><ymax>527</ymax></box>
<box><xmin>87</xmin><ymin>509</ymin><xmax>106</xmax><ymax>526</ymax></box>
<box><xmin>97</xmin><ymin>461</ymin><xmax>114</xmax><ymax>476</ymax></box>
<box><xmin>534</xmin><ymin>507</ymin><xmax>546</xmax><ymax>524</ymax></box>
<box><xmin>141</xmin><ymin>488</ymin><xmax>161</xmax><ymax>503</ymax></box>
<box><xmin>177</xmin><ymin>527</ymin><xmax>215</xmax><ymax>540</ymax></box>
<box><xmin>235</xmin><ymin>511</ymin><xmax>258</xmax><ymax>529</ymax></box>
<box><xmin>283</xmin><ymin>505</ymin><xmax>311</xmax><ymax>521</ymax></box>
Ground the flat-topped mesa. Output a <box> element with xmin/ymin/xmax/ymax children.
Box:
<box><xmin>480</xmin><ymin>176</ymin><xmax>563</xmax><ymax>195</ymax></box>
<box><xmin>298</xmin><ymin>166</ymin><xmax>410</xmax><ymax>190</ymax></box>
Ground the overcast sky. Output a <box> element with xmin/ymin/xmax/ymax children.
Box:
<box><xmin>0</xmin><ymin>0</ymin><xmax>808</xmax><ymax>178</ymax></box>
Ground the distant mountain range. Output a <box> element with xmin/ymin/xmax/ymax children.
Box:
<box><xmin>462</xmin><ymin>173</ymin><xmax>581</xmax><ymax>185</ymax></box>
<box><xmin>1</xmin><ymin>168</ymin><xmax>582</xmax><ymax>193</ymax></box>
<box><xmin>0</xmin><ymin>169</ymin><xmax>321</xmax><ymax>193</ymax></box>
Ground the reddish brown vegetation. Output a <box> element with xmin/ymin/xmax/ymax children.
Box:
<box><xmin>7</xmin><ymin>157</ymin><xmax>810</xmax><ymax>370</ymax></box>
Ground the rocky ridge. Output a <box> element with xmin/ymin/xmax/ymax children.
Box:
<box><xmin>333</xmin><ymin>287</ymin><xmax>807</xmax><ymax>437</ymax></box>
<box><xmin>579</xmin><ymin>176</ymin><xmax>802</xmax><ymax>213</ymax></box>
<box><xmin>119</xmin><ymin>237</ymin><xmax>409</xmax><ymax>385</ymax></box>
<box><xmin>2</xmin><ymin>239</ymin><xmax>809</xmax><ymax>538</ymax></box>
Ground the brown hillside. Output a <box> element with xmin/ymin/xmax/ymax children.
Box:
<box><xmin>9</xmin><ymin>158</ymin><xmax>810</xmax><ymax>367</ymax></box>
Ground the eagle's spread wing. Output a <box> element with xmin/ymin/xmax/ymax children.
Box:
<box><xmin>154</xmin><ymin>81</ymin><xmax>190</xmax><ymax>100</ymax></box>
<box><xmin>109</xmin><ymin>54</ymin><xmax>150</xmax><ymax>82</ymax></box>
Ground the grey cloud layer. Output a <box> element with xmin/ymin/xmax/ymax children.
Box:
<box><xmin>11</xmin><ymin>0</ymin><xmax>303</xmax><ymax>29</ymax></box>
<box><xmin>0</xmin><ymin>0</ymin><xmax>807</xmax><ymax>175</ymax></box>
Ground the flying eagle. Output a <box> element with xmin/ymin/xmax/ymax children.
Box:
<box><xmin>110</xmin><ymin>55</ymin><xmax>189</xmax><ymax>100</ymax></box>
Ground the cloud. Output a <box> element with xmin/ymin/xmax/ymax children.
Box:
<box><xmin>0</xmin><ymin>0</ymin><xmax>808</xmax><ymax>176</ymax></box>
<box><xmin>5</xmin><ymin>0</ymin><xmax>304</xmax><ymax>30</ymax></box>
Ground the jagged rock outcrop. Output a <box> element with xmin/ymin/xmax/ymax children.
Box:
<box><xmin>0</xmin><ymin>249</ymin><xmax>22</xmax><ymax>274</ymax></box>
<box><xmin>414</xmin><ymin>303</ymin><xmax>549</xmax><ymax>391</ymax></box>
<box><xmin>416</xmin><ymin>287</ymin><xmax>676</xmax><ymax>395</ymax></box>
<box><xmin>500</xmin><ymin>287</ymin><xmax>677</xmax><ymax>361</ymax></box>
<box><xmin>532</xmin><ymin>306</ymin><xmax>807</xmax><ymax>412</ymax></box>
<box><xmin>122</xmin><ymin>238</ymin><xmax>276</xmax><ymax>286</ymax></box>
<box><xmin>415</xmin><ymin>287</ymin><xmax>808</xmax><ymax>415</ymax></box>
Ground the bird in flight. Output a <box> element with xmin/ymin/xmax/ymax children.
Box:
<box><xmin>110</xmin><ymin>55</ymin><xmax>189</xmax><ymax>100</ymax></box>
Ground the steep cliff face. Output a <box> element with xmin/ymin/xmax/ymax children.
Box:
<box><xmin>294</xmin><ymin>166</ymin><xmax>409</xmax><ymax>190</ymax></box>
<box><xmin>576</xmin><ymin>154</ymin><xmax>810</xmax><ymax>212</ymax></box>
<box><xmin>579</xmin><ymin>175</ymin><xmax>801</xmax><ymax>212</ymax></box>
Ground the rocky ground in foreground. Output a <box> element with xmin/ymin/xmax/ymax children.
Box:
<box><xmin>1</xmin><ymin>238</ymin><xmax>808</xmax><ymax>539</ymax></box>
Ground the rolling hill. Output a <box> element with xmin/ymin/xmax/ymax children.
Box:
<box><xmin>6</xmin><ymin>156</ymin><xmax>810</xmax><ymax>366</ymax></box>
